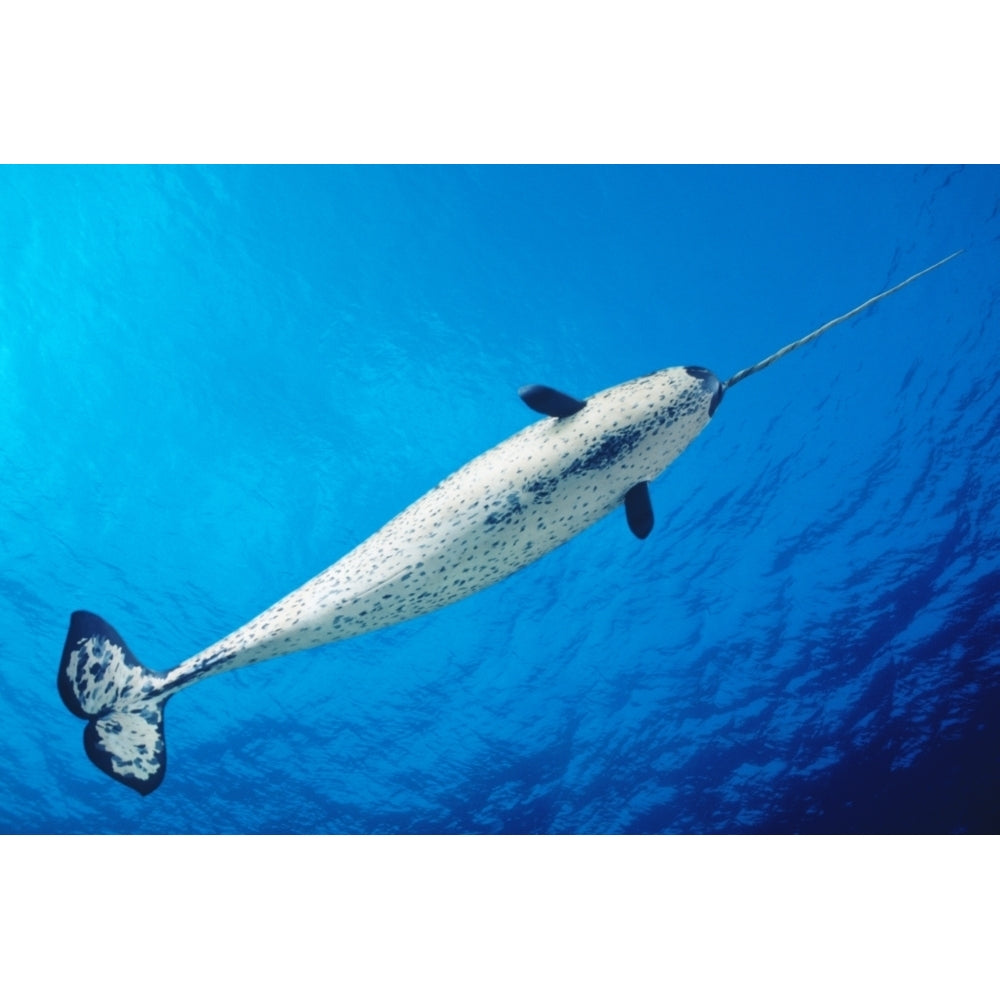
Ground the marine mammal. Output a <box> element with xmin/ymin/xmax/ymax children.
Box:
<box><xmin>57</xmin><ymin>251</ymin><xmax>961</xmax><ymax>794</ymax></box>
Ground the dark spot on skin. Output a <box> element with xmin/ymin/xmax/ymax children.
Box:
<box><xmin>563</xmin><ymin>426</ymin><xmax>643</xmax><ymax>477</ymax></box>
<box><xmin>484</xmin><ymin>492</ymin><xmax>524</xmax><ymax>527</ymax></box>
<box><xmin>525</xmin><ymin>476</ymin><xmax>559</xmax><ymax>501</ymax></box>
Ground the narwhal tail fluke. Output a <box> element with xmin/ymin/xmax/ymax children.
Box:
<box><xmin>724</xmin><ymin>250</ymin><xmax>964</xmax><ymax>391</ymax></box>
<box><xmin>58</xmin><ymin>610</ymin><xmax>169</xmax><ymax>795</ymax></box>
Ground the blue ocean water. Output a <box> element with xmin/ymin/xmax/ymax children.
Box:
<box><xmin>1</xmin><ymin>164</ymin><xmax>997</xmax><ymax>834</ymax></box>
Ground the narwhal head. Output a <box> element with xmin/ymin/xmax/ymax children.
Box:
<box><xmin>683</xmin><ymin>365</ymin><xmax>725</xmax><ymax>417</ymax></box>
<box><xmin>565</xmin><ymin>364</ymin><xmax>725</xmax><ymax>489</ymax></box>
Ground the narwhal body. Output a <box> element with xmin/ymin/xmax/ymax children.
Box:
<box><xmin>58</xmin><ymin>252</ymin><xmax>960</xmax><ymax>794</ymax></box>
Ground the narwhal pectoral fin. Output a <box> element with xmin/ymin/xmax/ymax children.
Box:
<box><xmin>518</xmin><ymin>384</ymin><xmax>587</xmax><ymax>418</ymax></box>
<box><xmin>625</xmin><ymin>482</ymin><xmax>654</xmax><ymax>539</ymax></box>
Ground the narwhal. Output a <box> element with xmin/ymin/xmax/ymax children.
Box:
<box><xmin>58</xmin><ymin>251</ymin><xmax>961</xmax><ymax>794</ymax></box>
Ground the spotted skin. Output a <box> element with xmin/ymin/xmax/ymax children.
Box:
<box><xmin>58</xmin><ymin>365</ymin><xmax>723</xmax><ymax>793</ymax></box>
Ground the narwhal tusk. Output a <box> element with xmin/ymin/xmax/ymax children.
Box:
<box><xmin>724</xmin><ymin>250</ymin><xmax>964</xmax><ymax>392</ymax></box>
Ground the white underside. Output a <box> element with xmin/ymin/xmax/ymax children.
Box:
<box><xmin>153</xmin><ymin>366</ymin><xmax>716</xmax><ymax>695</ymax></box>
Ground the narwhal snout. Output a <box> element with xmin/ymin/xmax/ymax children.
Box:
<box><xmin>685</xmin><ymin>366</ymin><xmax>724</xmax><ymax>417</ymax></box>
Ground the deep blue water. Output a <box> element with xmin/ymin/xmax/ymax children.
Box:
<box><xmin>2</xmin><ymin>165</ymin><xmax>998</xmax><ymax>834</ymax></box>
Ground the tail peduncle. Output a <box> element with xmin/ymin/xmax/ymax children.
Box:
<box><xmin>724</xmin><ymin>250</ymin><xmax>964</xmax><ymax>391</ymax></box>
